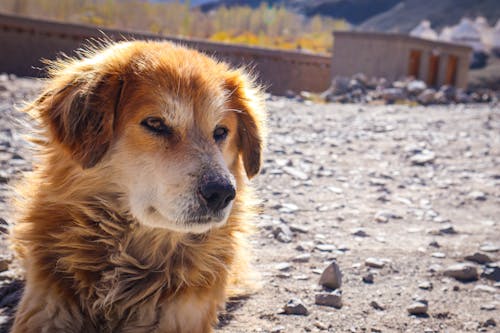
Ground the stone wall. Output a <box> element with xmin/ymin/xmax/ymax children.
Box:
<box><xmin>0</xmin><ymin>13</ymin><xmax>331</xmax><ymax>94</ymax></box>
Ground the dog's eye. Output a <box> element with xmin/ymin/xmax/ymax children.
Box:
<box><xmin>141</xmin><ymin>117</ymin><xmax>172</xmax><ymax>136</ymax></box>
<box><xmin>213</xmin><ymin>126</ymin><xmax>229</xmax><ymax>142</ymax></box>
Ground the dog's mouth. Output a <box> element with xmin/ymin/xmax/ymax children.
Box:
<box><xmin>146</xmin><ymin>204</ymin><xmax>231</xmax><ymax>233</ymax></box>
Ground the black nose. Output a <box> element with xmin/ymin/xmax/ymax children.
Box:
<box><xmin>199</xmin><ymin>179</ymin><xmax>236</xmax><ymax>212</ymax></box>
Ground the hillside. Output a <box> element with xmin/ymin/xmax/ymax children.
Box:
<box><xmin>360</xmin><ymin>0</ymin><xmax>500</xmax><ymax>32</ymax></box>
<box><xmin>201</xmin><ymin>0</ymin><xmax>500</xmax><ymax>31</ymax></box>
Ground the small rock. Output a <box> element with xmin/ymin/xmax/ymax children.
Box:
<box><xmin>283</xmin><ymin>298</ymin><xmax>309</xmax><ymax>316</ymax></box>
<box><xmin>481</xmin><ymin>262</ymin><xmax>500</xmax><ymax>282</ymax></box>
<box><xmin>374</xmin><ymin>210</ymin><xmax>401</xmax><ymax>223</ymax></box>
<box><xmin>362</xmin><ymin>273</ymin><xmax>374</xmax><ymax>284</ymax></box>
<box><xmin>428</xmin><ymin>264</ymin><xmax>443</xmax><ymax>273</ymax></box>
<box><xmin>315</xmin><ymin>244</ymin><xmax>336</xmax><ymax>252</ymax></box>
<box><xmin>437</xmin><ymin>224</ymin><xmax>457</xmax><ymax>235</ymax></box>
<box><xmin>275</xmin><ymin>262</ymin><xmax>293</xmax><ymax>271</ymax></box>
<box><xmin>468</xmin><ymin>191</ymin><xmax>487</xmax><ymax>201</ymax></box>
<box><xmin>352</xmin><ymin>228</ymin><xmax>369</xmax><ymax>237</ymax></box>
<box><xmin>418</xmin><ymin>281</ymin><xmax>433</xmax><ymax>290</ymax></box>
<box><xmin>271</xmin><ymin>326</ymin><xmax>285</xmax><ymax>333</ymax></box>
<box><xmin>328</xmin><ymin>186</ymin><xmax>343</xmax><ymax>194</ymax></box>
<box><xmin>479</xmin><ymin>244</ymin><xmax>499</xmax><ymax>253</ymax></box>
<box><xmin>443</xmin><ymin>263</ymin><xmax>479</xmax><ymax>282</ymax></box>
<box><xmin>279</xmin><ymin>203</ymin><xmax>299</xmax><ymax>213</ymax></box>
<box><xmin>365</xmin><ymin>258</ymin><xmax>385</xmax><ymax>269</ymax></box>
<box><xmin>292</xmin><ymin>253</ymin><xmax>311</xmax><ymax>263</ymax></box>
<box><xmin>319</xmin><ymin>261</ymin><xmax>342</xmax><ymax>290</ymax></box>
<box><xmin>0</xmin><ymin>217</ymin><xmax>7</xmax><ymax>234</ymax></box>
<box><xmin>407</xmin><ymin>301</ymin><xmax>428</xmax><ymax>315</ymax></box>
<box><xmin>465</xmin><ymin>252</ymin><xmax>492</xmax><ymax>264</ymax></box>
<box><xmin>0</xmin><ymin>255</ymin><xmax>11</xmax><ymax>272</ymax></box>
<box><xmin>474</xmin><ymin>285</ymin><xmax>497</xmax><ymax>293</ymax></box>
<box><xmin>431</xmin><ymin>252</ymin><xmax>446</xmax><ymax>258</ymax></box>
<box><xmin>289</xmin><ymin>224</ymin><xmax>309</xmax><ymax>234</ymax></box>
<box><xmin>315</xmin><ymin>290</ymin><xmax>342</xmax><ymax>308</ymax></box>
<box><xmin>370</xmin><ymin>300</ymin><xmax>385</xmax><ymax>310</ymax></box>
<box><xmin>481</xmin><ymin>318</ymin><xmax>496</xmax><ymax>328</ymax></box>
<box><xmin>407</xmin><ymin>80</ymin><xmax>427</xmax><ymax>94</ymax></box>
<box><xmin>410</xmin><ymin>150</ymin><xmax>435</xmax><ymax>165</ymax></box>
<box><xmin>283</xmin><ymin>166</ymin><xmax>309</xmax><ymax>181</ymax></box>
<box><xmin>429</xmin><ymin>240</ymin><xmax>440</xmax><ymax>248</ymax></box>
<box><xmin>272</xmin><ymin>224</ymin><xmax>293</xmax><ymax>243</ymax></box>
<box><xmin>480</xmin><ymin>303</ymin><xmax>496</xmax><ymax>311</ymax></box>
<box><xmin>381</xmin><ymin>87</ymin><xmax>405</xmax><ymax>102</ymax></box>
<box><xmin>417</xmin><ymin>89</ymin><xmax>437</xmax><ymax>105</ymax></box>
<box><xmin>314</xmin><ymin>321</ymin><xmax>328</xmax><ymax>330</ymax></box>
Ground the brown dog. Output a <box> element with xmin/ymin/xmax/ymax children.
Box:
<box><xmin>10</xmin><ymin>40</ymin><xmax>265</xmax><ymax>332</ymax></box>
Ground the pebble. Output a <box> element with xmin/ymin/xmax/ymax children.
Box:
<box><xmin>0</xmin><ymin>217</ymin><xmax>7</xmax><ymax>234</ymax></box>
<box><xmin>370</xmin><ymin>300</ymin><xmax>385</xmax><ymax>311</ymax></box>
<box><xmin>278</xmin><ymin>203</ymin><xmax>300</xmax><ymax>213</ymax></box>
<box><xmin>410</xmin><ymin>150</ymin><xmax>435</xmax><ymax>165</ymax></box>
<box><xmin>283</xmin><ymin>166</ymin><xmax>309</xmax><ymax>181</ymax></box>
<box><xmin>315</xmin><ymin>290</ymin><xmax>342</xmax><ymax>308</ymax></box>
<box><xmin>292</xmin><ymin>253</ymin><xmax>311</xmax><ymax>263</ymax></box>
<box><xmin>480</xmin><ymin>303</ymin><xmax>497</xmax><ymax>311</ymax></box>
<box><xmin>283</xmin><ymin>298</ymin><xmax>309</xmax><ymax>316</ymax></box>
<box><xmin>418</xmin><ymin>281</ymin><xmax>433</xmax><ymax>290</ymax></box>
<box><xmin>407</xmin><ymin>301</ymin><xmax>428</xmax><ymax>315</ymax></box>
<box><xmin>272</xmin><ymin>224</ymin><xmax>293</xmax><ymax>243</ymax></box>
<box><xmin>315</xmin><ymin>244</ymin><xmax>336</xmax><ymax>252</ymax></box>
<box><xmin>473</xmin><ymin>285</ymin><xmax>497</xmax><ymax>293</ymax></box>
<box><xmin>481</xmin><ymin>318</ymin><xmax>496</xmax><ymax>328</ymax></box>
<box><xmin>374</xmin><ymin>211</ymin><xmax>401</xmax><ymax>223</ymax></box>
<box><xmin>314</xmin><ymin>321</ymin><xmax>328</xmax><ymax>330</ymax></box>
<box><xmin>362</xmin><ymin>273</ymin><xmax>374</xmax><ymax>284</ymax></box>
<box><xmin>319</xmin><ymin>261</ymin><xmax>342</xmax><ymax>290</ymax></box>
<box><xmin>365</xmin><ymin>258</ymin><xmax>385</xmax><ymax>269</ymax></box>
<box><xmin>479</xmin><ymin>244</ymin><xmax>499</xmax><ymax>253</ymax></box>
<box><xmin>439</xmin><ymin>224</ymin><xmax>458</xmax><ymax>235</ymax></box>
<box><xmin>289</xmin><ymin>224</ymin><xmax>309</xmax><ymax>234</ymax></box>
<box><xmin>481</xmin><ymin>262</ymin><xmax>500</xmax><ymax>282</ymax></box>
<box><xmin>465</xmin><ymin>252</ymin><xmax>492</xmax><ymax>264</ymax></box>
<box><xmin>431</xmin><ymin>252</ymin><xmax>446</xmax><ymax>258</ymax></box>
<box><xmin>352</xmin><ymin>228</ymin><xmax>368</xmax><ymax>237</ymax></box>
<box><xmin>429</xmin><ymin>240</ymin><xmax>440</xmax><ymax>248</ymax></box>
<box><xmin>0</xmin><ymin>255</ymin><xmax>11</xmax><ymax>273</ymax></box>
<box><xmin>443</xmin><ymin>263</ymin><xmax>479</xmax><ymax>282</ymax></box>
<box><xmin>275</xmin><ymin>262</ymin><xmax>293</xmax><ymax>272</ymax></box>
<box><xmin>468</xmin><ymin>191</ymin><xmax>487</xmax><ymax>201</ymax></box>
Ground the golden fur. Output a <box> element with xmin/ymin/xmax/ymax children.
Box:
<box><xmin>10</xmin><ymin>41</ymin><xmax>265</xmax><ymax>333</ymax></box>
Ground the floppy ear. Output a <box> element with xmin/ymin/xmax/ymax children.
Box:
<box><xmin>34</xmin><ymin>73</ymin><xmax>124</xmax><ymax>168</ymax></box>
<box><xmin>225</xmin><ymin>71</ymin><xmax>266</xmax><ymax>179</ymax></box>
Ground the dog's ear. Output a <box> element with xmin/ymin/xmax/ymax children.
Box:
<box><xmin>225</xmin><ymin>71</ymin><xmax>266</xmax><ymax>179</ymax></box>
<box><xmin>35</xmin><ymin>72</ymin><xmax>124</xmax><ymax>168</ymax></box>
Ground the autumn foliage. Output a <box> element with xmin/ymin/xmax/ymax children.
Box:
<box><xmin>0</xmin><ymin>0</ymin><xmax>349</xmax><ymax>54</ymax></box>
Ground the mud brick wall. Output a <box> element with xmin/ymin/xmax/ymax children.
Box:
<box><xmin>0</xmin><ymin>14</ymin><xmax>331</xmax><ymax>95</ymax></box>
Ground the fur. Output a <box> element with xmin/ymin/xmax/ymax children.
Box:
<box><xmin>10</xmin><ymin>40</ymin><xmax>265</xmax><ymax>333</ymax></box>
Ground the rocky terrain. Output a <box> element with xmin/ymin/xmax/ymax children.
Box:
<box><xmin>0</xmin><ymin>75</ymin><xmax>499</xmax><ymax>332</ymax></box>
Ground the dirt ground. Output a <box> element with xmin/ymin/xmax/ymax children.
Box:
<box><xmin>0</xmin><ymin>76</ymin><xmax>499</xmax><ymax>332</ymax></box>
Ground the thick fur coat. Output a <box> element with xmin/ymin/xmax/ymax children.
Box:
<box><xmin>10</xmin><ymin>41</ymin><xmax>265</xmax><ymax>333</ymax></box>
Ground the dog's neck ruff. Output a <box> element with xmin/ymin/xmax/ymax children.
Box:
<box><xmin>14</xmin><ymin>184</ymin><xmax>244</xmax><ymax>330</ymax></box>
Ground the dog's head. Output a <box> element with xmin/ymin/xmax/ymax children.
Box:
<box><xmin>33</xmin><ymin>41</ymin><xmax>265</xmax><ymax>233</ymax></box>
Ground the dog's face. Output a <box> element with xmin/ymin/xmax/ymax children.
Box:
<box><xmin>35</xmin><ymin>41</ymin><xmax>264</xmax><ymax>233</ymax></box>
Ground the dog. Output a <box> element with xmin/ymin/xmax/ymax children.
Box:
<box><xmin>10</xmin><ymin>40</ymin><xmax>265</xmax><ymax>333</ymax></box>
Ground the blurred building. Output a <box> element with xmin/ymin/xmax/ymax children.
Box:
<box><xmin>332</xmin><ymin>31</ymin><xmax>472</xmax><ymax>88</ymax></box>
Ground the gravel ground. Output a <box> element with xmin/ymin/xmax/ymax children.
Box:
<box><xmin>0</xmin><ymin>75</ymin><xmax>499</xmax><ymax>332</ymax></box>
